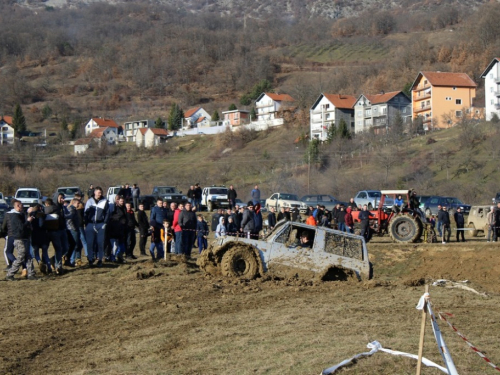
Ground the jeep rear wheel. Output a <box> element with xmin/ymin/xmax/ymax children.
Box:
<box><xmin>389</xmin><ymin>215</ymin><xmax>420</xmax><ymax>243</ymax></box>
<box><xmin>221</xmin><ymin>246</ymin><xmax>259</xmax><ymax>279</ymax></box>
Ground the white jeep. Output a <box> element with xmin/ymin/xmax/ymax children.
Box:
<box><xmin>202</xmin><ymin>186</ymin><xmax>230</xmax><ymax>212</ymax></box>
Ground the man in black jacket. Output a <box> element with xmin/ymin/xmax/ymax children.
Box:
<box><xmin>358</xmin><ymin>205</ymin><xmax>374</xmax><ymax>242</ymax></box>
<box><xmin>5</xmin><ymin>200</ymin><xmax>36</xmax><ymax>281</ymax></box>
<box><xmin>438</xmin><ymin>206</ymin><xmax>451</xmax><ymax>244</ymax></box>
<box><xmin>109</xmin><ymin>197</ymin><xmax>127</xmax><ymax>263</ymax></box>
<box><xmin>125</xmin><ymin>202</ymin><xmax>139</xmax><ymax>258</ymax></box>
<box><xmin>267</xmin><ymin>207</ymin><xmax>277</xmax><ymax>230</ymax></box>
<box><xmin>194</xmin><ymin>183</ymin><xmax>202</xmax><ymax>212</ymax></box>
<box><xmin>179</xmin><ymin>202</ymin><xmax>197</xmax><ymax>258</ymax></box>
<box><xmin>136</xmin><ymin>203</ymin><xmax>150</xmax><ymax>256</ymax></box>
<box><xmin>227</xmin><ymin>185</ymin><xmax>237</xmax><ymax>209</ymax></box>
<box><xmin>454</xmin><ymin>207</ymin><xmax>466</xmax><ymax>242</ymax></box>
<box><xmin>240</xmin><ymin>202</ymin><xmax>255</xmax><ymax>239</ymax></box>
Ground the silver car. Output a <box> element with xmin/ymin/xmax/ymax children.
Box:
<box><xmin>354</xmin><ymin>190</ymin><xmax>394</xmax><ymax>210</ymax></box>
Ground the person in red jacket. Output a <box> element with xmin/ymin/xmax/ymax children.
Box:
<box><xmin>172</xmin><ymin>203</ymin><xmax>183</xmax><ymax>254</ymax></box>
<box><xmin>305</xmin><ymin>212</ymin><xmax>317</xmax><ymax>226</ymax></box>
<box><xmin>345</xmin><ymin>207</ymin><xmax>354</xmax><ymax>234</ymax></box>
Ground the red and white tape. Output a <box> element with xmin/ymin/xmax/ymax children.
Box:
<box><xmin>436</xmin><ymin>310</ymin><xmax>500</xmax><ymax>372</ymax></box>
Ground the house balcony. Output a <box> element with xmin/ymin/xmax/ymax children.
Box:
<box><xmin>495</xmin><ymin>77</ymin><xmax>500</xmax><ymax>84</ymax></box>
<box><xmin>413</xmin><ymin>84</ymin><xmax>431</xmax><ymax>93</ymax></box>
<box><xmin>414</xmin><ymin>105</ymin><xmax>431</xmax><ymax>114</ymax></box>
<box><xmin>256</xmin><ymin>103</ymin><xmax>274</xmax><ymax>109</ymax></box>
<box><xmin>372</xmin><ymin>112</ymin><xmax>387</xmax><ymax>118</ymax></box>
<box><xmin>413</xmin><ymin>92</ymin><xmax>431</xmax><ymax>101</ymax></box>
<box><xmin>494</xmin><ymin>91</ymin><xmax>500</xmax><ymax>97</ymax></box>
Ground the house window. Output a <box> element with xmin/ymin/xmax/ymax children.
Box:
<box><xmin>402</xmin><ymin>108</ymin><xmax>406</xmax><ymax>113</ymax></box>
<box><xmin>357</xmin><ymin>112</ymin><xmax>362</xmax><ymax>117</ymax></box>
<box><xmin>325</xmin><ymin>104</ymin><xmax>330</xmax><ymax>109</ymax></box>
<box><xmin>453</xmin><ymin>87</ymin><xmax>457</xmax><ymax>90</ymax></box>
<box><xmin>365</xmin><ymin>109</ymin><xmax>371</xmax><ymax>116</ymax></box>
<box><xmin>426</xmin><ymin>100</ymin><xmax>430</xmax><ymax>106</ymax></box>
<box><xmin>325</xmin><ymin>114</ymin><xmax>330</xmax><ymax>119</ymax></box>
<box><xmin>456</xmin><ymin>99</ymin><xmax>462</xmax><ymax>105</ymax></box>
<box><xmin>456</xmin><ymin>110</ymin><xmax>462</xmax><ymax>117</ymax></box>
<box><xmin>445</xmin><ymin>97</ymin><xmax>452</xmax><ymax>101</ymax></box>
<box><xmin>382</xmin><ymin>107</ymin><xmax>387</xmax><ymax>114</ymax></box>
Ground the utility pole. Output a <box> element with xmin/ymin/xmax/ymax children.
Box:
<box><xmin>307</xmin><ymin>151</ymin><xmax>311</xmax><ymax>194</ymax></box>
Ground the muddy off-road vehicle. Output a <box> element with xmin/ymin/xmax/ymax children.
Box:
<box><xmin>467</xmin><ymin>205</ymin><xmax>492</xmax><ymax>237</ymax></box>
<box><xmin>197</xmin><ymin>220</ymin><xmax>371</xmax><ymax>280</ymax></box>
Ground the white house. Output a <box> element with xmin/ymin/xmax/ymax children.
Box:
<box><xmin>354</xmin><ymin>91</ymin><xmax>411</xmax><ymax>134</ymax></box>
<box><xmin>310</xmin><ymin>94</ymin><xmax>356</xmax><ymax>141</ymax></box>
<box><xmin>88</xmin><ymin>127</ymin><xmax>117</xmax><ymax>144</ymax></box>
<box><xmin>74</xmin><ymin>138</ymin><xmax>92</xmax><ymax>154</ymax></box>
<box><xmin>0</xmin><ymin>116</ymin><xmax>15</xmax><ymax>145</ymax></box>
<box><xmin>85</xmin><ymin>117</ymin><xmax>122</xmax><ymax>136</ymax></box>
<box><xmin>255</xmin><ymin>92</ymin><xmax>295</xmax><ymax>121</ymax></box>
<box><xmin>184</xmin><ymin>107</ymin><xmax>211</xmax><ymax>128</ymax></box>
<box><xmin>480</xmin><ymin>57</ymin><xmax>500</xmax><ymax>121</ymax></box>
<box><xmin>135</xmin><ymin>128</ymin><xmax>169</xmax><ymax>148</ymax></box>
<box><xmin>123</xmin><ymin>119</ymin><xmax>166</xmax><ymax>142</ymax></box>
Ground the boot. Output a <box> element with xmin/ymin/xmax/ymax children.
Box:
<box><xmin>21</xmin><ymin>269</ymin><xmax>28</xmax><ymax>279</ymax></box>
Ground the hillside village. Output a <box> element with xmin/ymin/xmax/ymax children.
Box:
<box><xmin>2</xmin><ymin>65</ymin><xmax>497</xmax><ymax>153</ymax></box>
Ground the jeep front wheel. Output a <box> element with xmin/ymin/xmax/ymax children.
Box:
<box><xmin>389</xmin><ymin>215</ymin><xmax>420</xmax><ymax>243</ymax></box>
<box><xmin>468</xmin><ymin>223</ymin><xmax>478</xmax><ymax>237</ymax></box>
<box><xmin>221</xmin><ymin>246</ymin><xmax>259</xmax><ymax>279</ymax></box>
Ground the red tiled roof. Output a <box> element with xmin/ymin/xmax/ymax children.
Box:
<box><xmin>419</xmin><ymin>72</ymin><xmax>477</xmax><ymax>88</ymax></box>
<box><xmin>322</xmin><ymin>94</ymin><xmax>357</xmax><ymax>109</ymax></box>
<box><xmin>0</xmin><ymin>116</ymin><xmax>13</xmax><ymax>125</ymax></box>
<box><xmin>196</xmin><ymin>116</ymin><xmax>205</xmax><ymax>123</ymax></box>
<box><xmin>265</xmin><ymin>93</ymin><xmax>295</xmax><ymax>102</ymax></box>
<box><xmin>92</xmin><ymin>118</ymin><xmax>120</xmax><ymax>128</ymax></box>
<box><xmin>137</xmin><ymin>128</ymin><xmax>148</xmax><ymax>136</ymax></box>
<box><xmin>88</xmin><ymin>127</ymin><xmax>107</xmax><ymax>138</ymax></box>
<box><xmin>184</xmin><ymin>107</ymin><xmax>200</xmax><ymax>118</ymax></box>
<box><xmin>364</xmin><ymin>91</ymin><xmax>401</xmax><ymax>104</ymax></box>
<box><xmin>149</xmin><ymin>128</ymin><xmax>168</xmax><ymax>136</ymax></box>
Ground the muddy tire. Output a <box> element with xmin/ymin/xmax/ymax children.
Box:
<box><xmin>221</xmin><ymin>246</ymin><xmax>259</xmax><ymax>279</ymax></box>
<box><xmin>207</xmin><ymin>201</ymin><xmax>213</xmax><ymax>212</ymax></box>
<box><xmin>389</xmin><ymin>215</ymin><xmax>420</xmax><ymax>243</ymax></box>
<box><xmin>468</xmin><ymin>223</ymin><xmax>478</xmax><ymax>237</ymax></box>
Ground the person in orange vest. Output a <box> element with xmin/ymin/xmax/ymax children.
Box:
<box><xmin>305</xmin><ymin>212</ymin><xmax>317</xmax><ymax>226</ymax></box>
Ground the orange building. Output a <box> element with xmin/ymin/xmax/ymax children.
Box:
<box><xmin>411</xmin><ymin>71</ymin><xmax>477</xmax><ymax>130</ymax></box>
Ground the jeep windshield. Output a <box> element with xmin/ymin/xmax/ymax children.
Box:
<box><xmin>280</xmin><ymin>194</ymin><xmax>299</xmax><ymax>200</ymax></box>
<box><xmin>209</xmin><ymin>188</ymin><xmax>227</xmax><ymax>194</ymax></box>
<box><xmin>367</xmin><ymin>192</ymin><xmax>382</xmax><ymax>198</ymax></box>
<box><xmin>157</xmin><ymin>187</ymin><xmax>179</xmax><ymax>194</ymax></box>
<box><xmin>16</xmin><ymin>191</ymin><xmax>39</xmax><ymax>198</ymax></box>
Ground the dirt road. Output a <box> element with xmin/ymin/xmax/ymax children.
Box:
<box><xmin>1</xmin><ymin>237</ymin><xmax>499</xmax><ymax>374</ymax></box>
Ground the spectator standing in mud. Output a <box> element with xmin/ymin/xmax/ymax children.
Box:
<box><xmin>125</xmin><ymin>202</ymin><xmax>138</xmax><ymax>258</ymax></box>
<box><xmin>358</xmin><ymin>205</ymin><xmax>374</xmax><ymax>242</ymax></box>
<box><xmin>253</xmin><ymin>203</ymin><xmax>263</xmax><ymax>237</ymax></box>
<box><xmin>179</xmin><ymin>202</ymin><xmax>197</xmax><ymax>258</ymax></box>
<box><xmin>211</xmin><ymin>209</ymin><xmax>222</xmax><ymax>232</ymax></box>
<box><xmin>215</xmin><ymin>217</ymin><xmax>226</xmax><ymax>238</ymax></box>
<box><xmin>348</xmin><ymin>198</ymin><xmax>357</xmax><ymax>210</ymax></box>
<box><xmin>487</xmin><ymin>206</ymin><xmax>495</xmax><ymax>242</ymax></box>
<box><xmin>172</xmin><ymin>203</ymin><xmax>183</xmax><ymax>255</ymax></box>
<box><xmin>345</xmin><ymin>207</ymin><xmax>354</xmax><ymax>234</ymax></box>
<box><xmin>74</xmin><ymin>193</ymin><xmax>87</xmax><ymax>265</ymax></box>
<box><xmin>251</xmin><ymin>185</ymin><xmax>261</xmax><ymax>206</ymax></box>
<box><xmin>87</xmin><ymin>184</ymin><xmax>94</xmax><ymax>200</ymax></box>
<box><xmin>454</xmin><ymin>207</ymin><xmax>466</xmax><ymax>242</ymax></box>
<box><xmin>267</xmin><ymin>207</ymin><xmax>277</xmax><ymax>230</ymax></box>
<box><xmin>84</xmin><ymin>187</ymin><xmax>110</xmax><ymax>267</ymax></box>
<box><xmin>5</xmin><ymin>200</ymin><xmax>36</xmax><ymax>281</ymax></box>
<box><xmin>194</xmin><ymin>183</ymin><xmax>202</xmax><ymax>212</ymax></box>
<box><xmin>109</xmin><ymin>196</ymin><xmax>127</xmax><ymax>263</ymax></box>
<box><xmin>187</xmin><ymin>185</ymin><xmax>195</xmax><ymax>205</ymax></box>
<box><xmin>150</xmin><ymin>198</ymin><xmax>166</xmax><ymax>227</ymax></box>
<box><xmin>240</xmin><ymin>202</ymin><xmax>255</xmax><ymax>239</ymax></box>
<box><xmin>436</xmin><ymin>205</ymin><xmax>443</xmax><ymax>237</ymax></box>
<box><xmin>336</xmin><ymin>206</ymin><xmax>346</xmax><ymax>232</ymax></box>
<box><xmin>131</xmin><ymin>184</ymin><xmax>140</xmax><ymax>211</ymax></box>
<box><xmin>438</xmin><ymin>206</ymin><xmax>451</xmax><ymax>244</ymax></box>
<box><xmin>136</xmin><ymin>203</ymin><xmax>149</xmax><ymax>256</ymax></box>
<box><xmin>44</xmin><ymin>197</ymin><xmax>66</xmax><ymax>274</ymax></box>
<box><xmin>196</xmin><ymin>215</ymin><xmax>209</xmax><ymax>253</ymax></box>
<box><xmin>494</xmin><ymin>202</ymin><xmax>500</xmax><ymax>242</ymax></box>
<box><xmin>227</xmin><ymin>216</ymin><xmax>238</xmax><ymax>235</ymax></box>
<box><xmin>227</xmin><ymin>185</ymin><xmax>237</xmax><ymax>209</ymax></box>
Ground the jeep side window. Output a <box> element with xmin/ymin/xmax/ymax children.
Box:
<box><xmin>270</xmin><ymin>194</ymin><xmax>277</xmax><ymax>200</ymax></box>
<box><xmin>358</xmin><ymin>192</ymin><xmax>366</xmax><ymax>199</ymax></box>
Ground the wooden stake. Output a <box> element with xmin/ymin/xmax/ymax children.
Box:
<box><xmin>416</xmin><ymin>284</ymin><xmax>429</xmax><ymax>375</ymax></box>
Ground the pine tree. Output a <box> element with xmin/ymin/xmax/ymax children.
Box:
<box><xmin>12</xmin><ymin>104</ymin><xmax>27</xmax><ymax>137</ymax></box>
<box><xmin>155</xmin><ymin>116</ymin><xmax>164</xmax><ymax>128</ymax></box>
<box><xmin>60</xmin><ymin>118</ymin><xmax>68</xmax><ymax>131</ymax></box>
<box><xmin>212</xmin><ymin>110</ymin><xmax>220</xmax><ymax>122</ymax></box>
<box><xmin>228</xmin><ymin>103</ymin><xmax>237</xmax><ymax>111</ymax></box>
<box><xmin>250</xmin><ymin>107</ymin><xmax>257</xmax><ymax>121</ymax></box>
<box><xmin>168</xmin><ymin>103</ymin><xmax>178</xmax><ymax>131</ymax></box>
<box><xmin>326</xmin><ymin>123</ymin><xmax>337</xmax><ymax>143</ymax></box>
<box><xmin>338</xmin><ymin>118</ymin><xmax>351</xmax><ymax>139</ymax></box>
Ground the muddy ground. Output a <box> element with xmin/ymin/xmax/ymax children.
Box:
<box><xmin>1</xmin><ymin>234</ymin><xmax>500</xmax><ymax>374</ymax></box>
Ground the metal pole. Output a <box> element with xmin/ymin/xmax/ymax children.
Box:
<box><xmin>416</xmin><ymin>284</ymin><xmax>429</xmax><ymax>375</ymax></box>
<box><xmin>307</xmin><ymin>152</ymin><xmax>310</xmax><ymax>194</ymax></box>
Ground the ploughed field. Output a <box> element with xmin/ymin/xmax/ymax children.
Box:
<box><xmin>1</xmin><ymin>234</ymin><xmax>500</xmax><ymax>375</ymax></box>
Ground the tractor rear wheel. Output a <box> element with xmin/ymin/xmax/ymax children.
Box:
<box><xmin>221</xmin><ymin>246</ymin><xmax>259</xmax><ymax>279</ymax></box>
<box><xmin>389</xmin><ymin>215</ymin><xmax>420</xmax><ymax>243</ymax></box>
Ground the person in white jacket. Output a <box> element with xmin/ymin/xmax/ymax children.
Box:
<box><xmin>215</xmin><ymin>217</ymin><xmax>226</xmax><ymax>238</ymax></box>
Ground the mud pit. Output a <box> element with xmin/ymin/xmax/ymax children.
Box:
<box><xmin>1</xmin><ymin>237</ymin><xmax>500</xmax><ymax>374</ymax></box>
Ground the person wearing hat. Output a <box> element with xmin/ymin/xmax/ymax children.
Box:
<box><xmin>487</xmin><ymin>206</ymin><xmax>495</xmax><ymax>242</ymax></box>
<box><xmin>454</xmin><ymin>207</ymin><xmax>466</xmax><ymax>242</ymax></box>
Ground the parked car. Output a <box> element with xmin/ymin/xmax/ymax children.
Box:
<box><xmin>201</xmin><ymin>186</ymin><xmax>229</xmax><ymax>211</ymax></box>
<box><xmin>0</xmin><ymin>201</ymin><xmax>7</xmax><ymax>227</ymax></box>
<box><xmin>53</xmin><ymin>186</ymin><xmax>82</xmax><ymax>202</ymax></box>
<box><xmin>235</xmin><ymin>198</ymin><xmax>247</xmax><ymax>208</ymax></box>
<box><xmin>265</xmin><ymin>193</ymin><xmax>307</xmax><ymax>213</ymax></box>
<box><xmin>300</xmin><ymin>194</ymin><xmax>349</xmax><ymax>211</ymax></box>
<box><xmin>354</xmin><ymin>190</ymin><xmax>394</xmax><ymax>210</ymax></box>
<box><xmin>422</xmin><ymin>196</ymin><xmax>471</xmax><ymax>217</ymax></box>
<box><xmin>15</xmin><ymin>187</ymin><xmax>43</xmax><ymax>207</ymax></box>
